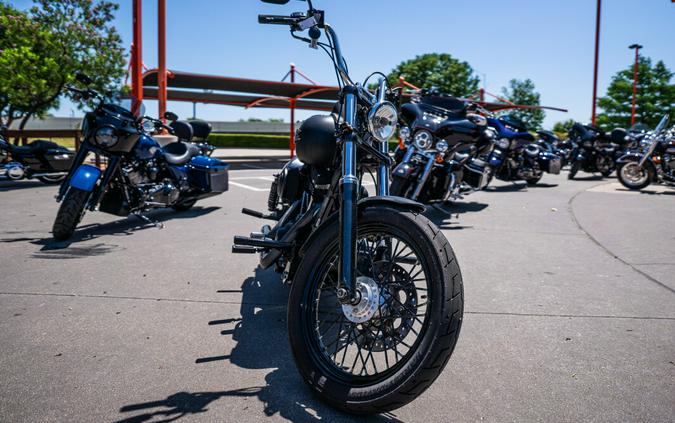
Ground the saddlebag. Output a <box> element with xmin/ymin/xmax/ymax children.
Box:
<box><xmin>187</xmin><ymin>156</ymin><xmax>230</xmax><ymax>193</ymax></box>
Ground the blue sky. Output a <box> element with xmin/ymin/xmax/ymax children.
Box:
<box><xmin>12</xmin><ymin>0</ymin><xmax>675</xmax><ymax>128</ymax></box>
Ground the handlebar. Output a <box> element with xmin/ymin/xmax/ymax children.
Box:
<box><xmin>258</xmin><ymin>14</ymin><xmax>303</xmax><ymax>26</ymax></box>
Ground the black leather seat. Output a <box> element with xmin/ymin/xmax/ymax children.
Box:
<box><xmin>163</xmin><ymin>141</ymin><xmax>201</xmax><ymax>165</ymax></box>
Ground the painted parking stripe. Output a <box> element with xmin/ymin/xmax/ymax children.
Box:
<box><xmin>228</xmin><ymin>181</ymin><xmax>270</xmax><ymax>192</ymax></box>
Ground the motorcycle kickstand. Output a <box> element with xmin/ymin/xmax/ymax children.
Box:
<box><xmin>132</xmin><ymin>212</ymin><xmax>165</xmax><ymax>229</ymax></box>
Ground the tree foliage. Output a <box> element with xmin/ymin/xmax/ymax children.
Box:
<box><xmin>597</xmin><ymin>56</ymin><xmax>674</xmax><ymax>129</ymax></box>
<box><xmin>552</xmin><ymin>119</ymin><xmax>575</xmax><ymax>134</ymax></box>
<box><xmin>499</xmin><ymin>78</ymin><xmax>545</xmax><ymax>129</ymax></box>
<box><xmin>0</xmin><ymin>0</ymin><xmax>125</xmax><ymax>133</ymax></box>
<box><xmin>386</xmin><ymin>53</ymin><xmax>480</xmax><ymax>98</ymax></box>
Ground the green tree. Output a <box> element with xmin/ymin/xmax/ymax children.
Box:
<box><xmin>597</xmin><ymin>56</ymin><xmax>674</xmax><ymax>129</ymax></box>
<box><xmin>499</xmin><ymin>78</ymin><xmax>545</xmax><ymax>129</ymax></box>
<box><xmin>0</xmin><ymin>0</ymin><xmax>125</xmax><ymax>136</ymax></box>
<box><xmin>552</xmin><ymin>119</ymin><xmax>575</xmax><ymax>133</ymax></box>
<box><xmin>386</xmin><ymin>53</ymin><xmax>480</xmax><ymax>98</ymax></box>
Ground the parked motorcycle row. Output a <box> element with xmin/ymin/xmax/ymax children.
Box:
<box><xmin>1</xmin><ymin>0</ymin><xmax>672</xmax><ymax>416</ymax></box>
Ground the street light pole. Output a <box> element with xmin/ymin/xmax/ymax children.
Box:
<box><xmin>591</xmin><ymin>0</ymin><xmax>601</xmax><ymax>125</ymax></box>
<box><xmin>628</xmin><ymin>44</ymin><xmax>643</xmax><ymax>126</ymax></box>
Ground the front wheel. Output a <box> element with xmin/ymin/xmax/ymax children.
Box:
<box><xmin>287</xmin><ymin>207</ymin><xmax>463</xmax><ymax>414</ymax></box>
<box><xmin>618</xmin><ymin>162</ymin><xmax>652</xmax><ymax>190</ymax></box>
<box><xmin>52</xmin><ymin>187</ymin><xmax>89</xmax><ymax>240</ymax></box>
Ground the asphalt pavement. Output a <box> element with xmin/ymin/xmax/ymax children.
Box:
<box><xmin>0</xmin><ymin>150</ymin><xmax>673</xmax><ymax>423</ymax></box>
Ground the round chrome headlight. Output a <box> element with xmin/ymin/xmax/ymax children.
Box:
<box><xmin>413</xmin><ymin>130</ymin><xmax>434</xmax><ymax>150</ymax></box>
<box><xmin>436</xmin><ymin>140</ymin><xmax>449</xmax><ymax>153</ymax></box>
<box><xmin>399</xmin><ymin>126</ymin><xmax>411</xmax><ymax>143</ymax></box>
<box><xmin>367</xmin><ymin>102</ymin><xmax>398</xmax><ymax>142</ymax></box>
<box><xmin>496</xmin><ymin>138</ymin><xmax>510</xmax><ymax>149</ymax></box>
<box><xmin>94</xmin><ymin>126</ymin><xmax>119</xmax><ymax>148</ymax></box>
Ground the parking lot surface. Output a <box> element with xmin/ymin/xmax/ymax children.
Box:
<box><xmin>1</xmin><ymin>151</ymin><xmax>673</xmax><ymax>423</ymax></box>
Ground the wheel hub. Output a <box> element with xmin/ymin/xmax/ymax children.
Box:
<box><xmin>342</xmin><ymin>276</ymin><xmax>380</xmax><ymax>323</ymax></box>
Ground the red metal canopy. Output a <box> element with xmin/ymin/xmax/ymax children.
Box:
<box><xmin>141</xmin><ymin>69</ymin><xmax>339</xmax><ymax>111</ymax></box>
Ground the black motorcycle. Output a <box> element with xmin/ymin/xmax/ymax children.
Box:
<box><xmin>486</xmin><ymin>116</ymin><xmax>561</xmax><ymax>185</ymax></box>
<box><xmin>390</xmin><ymin>90</ymin><xmax>495</xmax><ymax>202</ymax></box>
<box><xmin>0</xmin><ymin>126</ymin><xmax>75</xmax><ymax>184</ymax></box>
<box><xmin>567</xmin><ymin>122</ymin><xmax>618</xmax><ymax>179</ymax></box>
<box><xmin>536</xmin><ymin>129</ymin><xmax>575</xmax><ymax>167</ymax></box>
<box><xmin>232</xmin><ymin>1</ymin><xmax>463</xmax><ymax>414</ymax></box>
<box><xmin>617</xmin><ymin>115</ymin><xmax>674</xmax><ymax>190</ymax></box>
<box><xmin>52</xmin><ymin>74</ymin><xmax>229</xmax><ymax>240</ymax></box>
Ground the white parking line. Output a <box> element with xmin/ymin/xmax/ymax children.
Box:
<box><xmin>228</xmin><ymin>181</ymin><xmax>270</xmax><ymax>192</ymax></box>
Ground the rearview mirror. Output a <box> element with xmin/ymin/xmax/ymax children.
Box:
<box><xmin>75</xmin><ymin>73</ymin><xmax>93</xmax><ymax>85</ymax></box>
<box><xmin>164</xmin><ymin>111</ymin><xmax>179</xmax><ymax>122</ymax></box>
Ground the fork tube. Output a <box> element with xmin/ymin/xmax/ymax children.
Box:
<box><xmin>411</xmin><ymin>153</ymin><xmax>436</xmax><ymax>200</ymax></box>
<box><xmin>339</xmin><ymin>87</ymin><xmax>358</xmax><ymax>302</ymax></box>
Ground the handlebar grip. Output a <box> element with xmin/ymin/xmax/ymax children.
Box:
<box><xmin>258</xmin><ymin>14</ymin><xmax>300</xmax><ymax>26</ymax></box>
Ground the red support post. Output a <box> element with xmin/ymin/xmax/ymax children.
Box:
<box><xmin>629</xmin><ymin>44</ymin><xmax>642</xmax><ymax>126</ymax></box>
<box><xmin>158</xmin><ymin>0</ymin><xmax>167</xmax><ymax>122</ymax></box>
<box><xmin>591</xmin><ymin>0</ymin><xmax>601</xmax><ymax>125</ymax></box>
<box><xmin>289</xmin><ymin>63</ymin><xmax>296</xmax><ymax>159</ymax></box>
<box><xmin>131</xmin><ymin>0</ymin><xmax>143</xmax><ymax>116</ymax></box>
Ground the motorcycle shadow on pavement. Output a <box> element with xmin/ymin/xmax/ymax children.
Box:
<box><xmin>0</xmin><ymin>206</ymin><xmax>220</xmax><ymax>259</ymax></box>
<box><xmin>424</xmin><ymin>201</ymin><xmax>488</xmax><ymax>230</ymax></box>
<box><xmin>0</xmin><ymin>180</ymin><xmax>52</xmax><ymax>191</ymax></box>
<box><xmin>115</xmin><ymin>266</ymin><xmax>403</xmax><ymax>423</ymax></box>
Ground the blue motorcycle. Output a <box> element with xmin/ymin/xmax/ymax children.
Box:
<box><xmin>52</xmin><ymin>74</ymin><xmax>229</xmax><ymax>240</ymax></box>
<box><xmin>486</xmin><ymin>115</ymin><xmax>561</xmax><ymax>185</ymax></box>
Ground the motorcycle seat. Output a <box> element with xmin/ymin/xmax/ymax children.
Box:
<box><xmin>10</xmin><ymin>140</ymin><xmax>68</xmax><ymax>155</ymax></box>
<box><xmin>163</xmin><ymin>141</ymin><xmax>201</xmax><ymax>165</ymax></box>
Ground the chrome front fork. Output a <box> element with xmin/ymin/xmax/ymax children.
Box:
<box><xmin>338</xmin><ymin>88</ymin><xmax>359</xmax><ymax>304</ymax></box>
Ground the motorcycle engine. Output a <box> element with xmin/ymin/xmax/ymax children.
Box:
<box><xmin>125</xmin><ymin>159</ymin><xmax>179</xmax><ymax>206</ymax></box>
<box><xmin>664</xmin><ymin>154</ymin><xmax>675</xmax><ymax>176</ymax></box>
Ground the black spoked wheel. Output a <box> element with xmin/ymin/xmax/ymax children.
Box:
<box><xmin>52</xmin><ymin>187</ymin><xmax>89</xmax><ymax>241</ymax></box>
<box><xmin>288</xmin><ymin>207</ymin><xmax>463</xmax><ymax>414</ymax></box>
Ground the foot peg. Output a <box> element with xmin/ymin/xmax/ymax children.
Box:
<box><xmin>232</xmin><ymin>245</ymin><xmax>258</xmax><ymax>254</ymax></box>
<box><xmin>233</xmin><ymin>235</ymin><xmax>291</xmax><ymax>250</ymax></box>
<box><xmin>241</xmin><ymin>208</ymin><xmax>279</xmax><ymax>221</ymax></box>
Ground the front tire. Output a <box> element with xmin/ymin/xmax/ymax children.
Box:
<box><xmin>618</xmin><ymin>162</ymin><xmax>652</xmax><ymax>190</ymax></box>
<box><xmin>52</xmin><ymin>188</ymin><xmax>89</xmax><ymax>240</ymax></box>
<box><xmin>287</xmin><ymin>207</ymin><xmax>463</xmax><ymax>414</ymax></box>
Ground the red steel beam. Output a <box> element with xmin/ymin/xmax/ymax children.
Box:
<box><xmin>131</xmin><ymin>0</ymin><xmax>143</xmax><ymax>115</ymax></box>
<box><xmin>158</xmin><ymin>0</ymin><xmax>167</xmax><ymax>122</ymax></box>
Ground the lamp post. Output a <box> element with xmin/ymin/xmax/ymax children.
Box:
<box><xmin>591</xmin><ymin>0</ymin><xmax>601</xmax><ymax>125</ymax></box>
<box><xmin>628</xmin><ymin>43</ymin><xmax>643</xmax><ymax>126</ymax></box>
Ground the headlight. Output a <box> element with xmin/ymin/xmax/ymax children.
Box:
<box><xmin>367</xmin><ymin>102</ymin><xmax>398</xmax><ymax>142</ymax></box>
<box><xmin>495</xmin><ymin>138</ymin><xmax>510</xmax><ymax>149</ymax></box>
<box><xmin>436</xmin><ymin>140</ymin><xmax>449</xmax><ymax>153</ymax></box>
<box><xmin>399</xmin><ymin>126</ymin><xmax>411</xmax><ymax>143</ymax></box>
<box><xmin>413</xmin><ymin>130</ymin><xmax>434</xmax><ymax>150</ymax></box>
<box><xmin>94</xmin><ymin>126</ymin><xmax>119</xmax><ymax>148</ymax></box>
